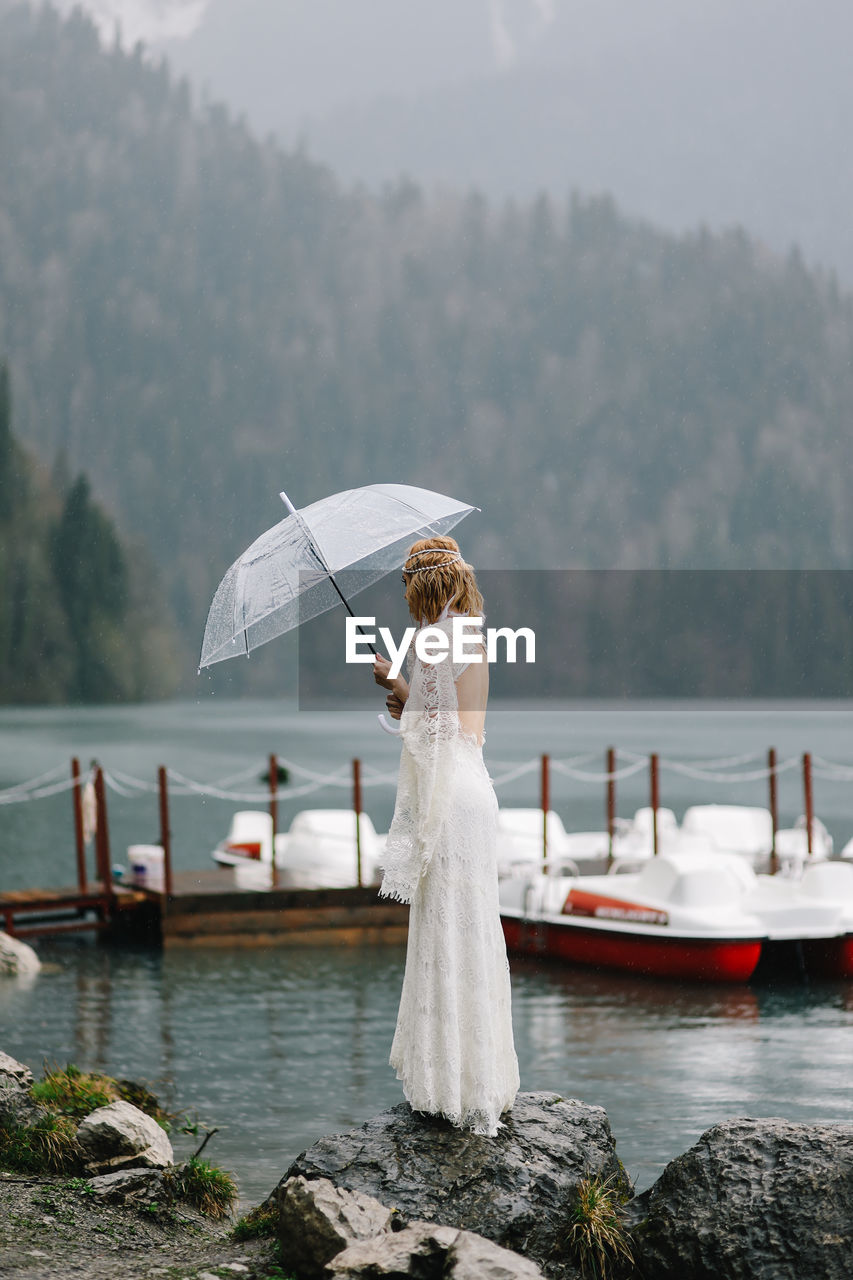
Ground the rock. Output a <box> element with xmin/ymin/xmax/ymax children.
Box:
<box><xmin>76</xmin><ymin>1099</ymin><xmax>174</xmax><ymax>1174</ymax></box>
<box><xmin>281</xmin><ymin>1092</ymin><xmax>627</xmax><ymax>1278</ymax></box>
<box><xmin>0</xmin><ymin>932</ymin><xmax>41</xmax><ymax>978</ymax></box>
<box><xmin>448</xmin><ymin>1229</ymin><xmax>546</xmax><ymax>1280</ymax></box>
<box><xmin>327</xmin><ymin>1221</ymin><xmax>457</xmax><ymax>1278</ymax></box>
<box><xmin>0</xmin><ymin>1050</ymin><xmax>43</xmax><ymax>1127</ymax></box>
<box><xmin>329</xmin><ymin>1221</ymin><xmax>545</xmax><ymax>1278</ymax></box>
<box><xmin>88</xmin><ymin>1167</ymin><xmax>167</xmax><ymax>1206</ymax></box>
<box><xmin>627</xmin><ymin>1117</ymin><xmax>853</xmax><ymax>1280</ymax></box>
<box><xmin>276</xmin><ymin>1176</ymin><xmax>399</xmax><ymax>1279</ymax></box>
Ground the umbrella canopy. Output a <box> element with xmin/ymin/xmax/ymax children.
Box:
<box><xmin>199</xmin><ymin>482</ymin><xmax>478</xmax><ymax>668</ymax></box>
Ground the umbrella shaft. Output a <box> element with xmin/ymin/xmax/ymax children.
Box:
<box><xmin>302</xmin><ymin>528</ymin><xmax>377</xmax><ymax>657</ymax></box>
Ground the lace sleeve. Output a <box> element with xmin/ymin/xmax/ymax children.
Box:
<box><xmin>379</xmin><ymin>622</ymin><xmax>461</xmax><ymax>903</ymax></box>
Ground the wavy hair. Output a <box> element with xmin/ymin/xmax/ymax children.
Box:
<box><xmin>402</xmin><ymin>536</ymin><xmax>484</xmax><ymax>625</ymax></box>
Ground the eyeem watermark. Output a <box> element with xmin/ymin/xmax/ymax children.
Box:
<box><xmin>345</xmin><ymin>616</ymin><xmax>536</xmax><ymax>678</ymax></box>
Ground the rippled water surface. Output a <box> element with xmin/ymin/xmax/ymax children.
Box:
<box><xmin>1</xmin><ymin>699</ymin><xmax>852</xmax><ymax>1204</ymax></box>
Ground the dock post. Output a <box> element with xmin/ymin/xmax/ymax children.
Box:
<box><xmin>71</xmin><ymin>757</ymin><xmax>87</xmax><ymax>891</ymax></box>
<box><xmin>803</xmin><ymin>752</ymin><xmax>814</xmax><ymax>858</ymax></box>
<box><xmin>93</xmin><ymin>766</ymin><xmax>113</xmax><ymax>904</ymax></box>
<box><xmin>268</xmin><ymin>753</ymin><xmax>279</xmax><ymax>889</ymax></box>
<box><xmin>768</xmin><ymin>748</ymin><xmax>779</xmax><ymax>875</ymax></box>
<box><xmin>606</xmin><ymin>747</ymin><xmax>616</xmax><ymax>869</ymax></box>
<box><xmin>650</xmin><ymin>753</ymin><xmax>659</xmax><ymax>856</ymax></box>
<box><xmin>158</xmin><ymin>766</ymin><xmax>173</xmax><ymax>896</ymax></box>
<box><xmin>353</xmin><ymin>758</ymin><xmax>363</xmax><ymax>888</ymax></box>
<box><xmin>541</xmin><ymin>753</ymin><xmax>550</xmax><ymax>870</ymax></box>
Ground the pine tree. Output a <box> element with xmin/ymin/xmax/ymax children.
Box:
<box><xmin>50</xmin><ymin>474</ymin><xmax>129</xmax><ymax>700</ymax></box>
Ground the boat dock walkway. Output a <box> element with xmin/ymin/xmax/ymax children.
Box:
<box><xmin>2</xmin><ymin>746</ymin><xmax>850</xmax><ymax>949</ymax></box>
<box><xmin>0</xmin><ymin>869</ymin><xmax>407</xmax><ymax>949</ymax></box>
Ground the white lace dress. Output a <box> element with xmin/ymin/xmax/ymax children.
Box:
<box><xmin>379</xmin><ymin>617</ymin><xmax>520</xmax><ymax>1135</ymax></box>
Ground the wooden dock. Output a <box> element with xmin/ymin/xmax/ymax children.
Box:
<box><xmin>0</xmin><ymin>757</ymin><xmax>408</xmax><ymax>949</ymax></box>
<box><xmin>1</xmin><ymin>882</ymin><xmax>153</xmax><ymax>940</ymax></box>
<box><xmin>0</xmin><ymin>871</ymin><xmax>408</xmax><ymax>948</ymax></box>
<box><xmin>160</xmin><ymin>871</ymin><xmax>408</xmax><ymax>949</ymax></box>
<box><xmin>2</xmin><ymin>744</ymin><xmax>834</xmax><ymax>949</ymax></box>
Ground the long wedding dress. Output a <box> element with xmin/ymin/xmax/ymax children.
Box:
<box><xmin>379</xmin><ymin>616</ymin><xmax>520</xmax><ymax>1136</ymax></box>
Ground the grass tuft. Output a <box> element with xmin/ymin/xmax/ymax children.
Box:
<box><xmin>31</xmin><ymin>1062</ymin><xmax>120</xmax><ymax>1118</ymax></box>
<box><xmin>564</xmin><ymin>1172</ymin><xmax>635</xmax><ymax>1280</ymax></box>
<box><xmin>168</xmin><ymin>1156</ymin><xmax>238</xmax><ymax>1219</ymax></box>
<box><xmin>231</xmin><ymin>1200</ymin><xmax>279</xmax><ymax>1240</ymax></box>
<box><xmin>0</xmin><ymin>1113</ymin><xmax>82</xmax><ymax>1175</ymax></box>
<box><xmin>30</xmin><ymin>1061</ymin><xmax>172</xmax><ymax>1126</ymax></box>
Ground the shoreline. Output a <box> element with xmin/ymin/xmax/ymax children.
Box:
<box><xmin>1</xmin><ymin>1170</ymin><xmax>280</xmax><ymax>1280</ymax></box>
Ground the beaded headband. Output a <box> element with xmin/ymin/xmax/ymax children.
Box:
<box><xmin>403</xmin><ymin>550</ymin><xmax>463</xmax><ymax>574</ymax></box>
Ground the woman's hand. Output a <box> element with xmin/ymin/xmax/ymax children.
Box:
<box><xmin>385</xmin><ymin>691</ymin><xmax>405</xmax><ymax>721</ymax></box>
<box><xmin>373</xmin><ymin>654</ymin><xmax>394</xmax><ymax>689</ymax></box>
<box><xmin>373</xmin><ymin>654</ymin><xmax>409</xmax><ymax>708</ymax></box>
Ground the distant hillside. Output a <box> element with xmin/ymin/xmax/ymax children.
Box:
<box><xmin>2</xmin><ymin>4</ymin><xmax>853</xmax><ymax>695</ymax></box>
<box><xmin>0</xmin><ymin>362</ymin><xmax>180</xmax><ymax>703</ymax></box>
<box><xmin>152</xmin><ymin>0</ymin><xmax>853</xmax><ymax>283</ymax></box>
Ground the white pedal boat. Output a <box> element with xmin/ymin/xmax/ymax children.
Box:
<box><xmin>212</xmin><ymin>809</ymin><xmax>383</xmax><ymax>890</ymax></box>
<box><xmin>500</xmin><ymin>850</ymin><xmax>853</xmax><ymax>982</ymax></box>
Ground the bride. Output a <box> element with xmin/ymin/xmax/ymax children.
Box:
<box><xmin>373</xmin><ymin>536</ymin><xmax>520</xmax><ymax>1136</ymax></box>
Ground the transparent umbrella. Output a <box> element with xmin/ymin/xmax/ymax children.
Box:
<box><xmin>199</xmin><ymin>482</ymin><xmax>478</xmax><ymax>668</ymax></box>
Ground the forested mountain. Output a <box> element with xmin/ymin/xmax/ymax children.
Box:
<box><xmin>1</xmin><ymin>3</ymin><xmax>853</xmax><ymax>696</ymax></box>
<box><xmin>0</xmin><ymin>362</ymin><xmax>180</xmax><ymax>702</ymax></box>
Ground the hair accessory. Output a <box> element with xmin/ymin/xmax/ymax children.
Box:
<box><xmin>404</xmin><ymin>552</ymin><xmax>463</xmax><ymax>573</ymax></box>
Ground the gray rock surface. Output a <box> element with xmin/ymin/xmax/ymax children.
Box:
<box><xmin>88</xmin><ymin>1166</ymin><xmax>166</xmax><ymax>1206</ymax></box>
<box><xmin>276</xmin><ymin>1176</ymin><xmax>398</xmax><ymax>1279</ymax></box>
<box><xmin>626</xmin><ymin>1117</ymin><xmax>853</xmax><ymax>1280</ymax></box>
<box><xmin>282</xmin><ymin>1092</ymin><xmax>627</xmax><ymax>1278</ymax></box>
<box><xmin>448</xmin><ymin>1228</ymin><xmax>547</xmax><ymax>1279</ymax></box>
<box><xmin>0</xmin><ymin>1049</ymin><xmax>43</xmax><ymax>1127</ymax></box>
<box><xmin>76</xmin><ymin>1099</ymin><xmax>174</xmax><ymax>1174</ymax></box>
<box><xmin>0</xmin><ymin>931</ymin><xmax>41</xmax><ymax>977</ymax></box>
<box><xmin>327</xmin><ymin>1221</ymin><xmax>456</xmax><ymax>1278</ymax></box>
<box><xmin>327</xmin><ymin>1218</ymin><xmax>540</xmax><ymax>1280</ymax></box>
<box><xmin>329</xmin><ymin>1219</ymin><xmax>545</xmax><ymax>1278</ymax></box>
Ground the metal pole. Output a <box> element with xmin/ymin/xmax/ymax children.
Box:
<box><xmin>268</xmin><ymin>753</ymin><xmax>279</xmax><ymax>889</ymax></box>
<box><xmin>650</xmin><ymin>753</ymin><xmax>659</xmax><ymax>856</ymax></box>
<box><xmin>353</xmin><ymin>758</ymin><xmax>363</xmax><ymax>888</ymax></box>
<box><xmin>803</xmin><ymin>752</ymin><xmax>813</xmax><ymax>858</ymax></box>
<box><xmin>94</xmin><ymin>766</ymin><xmax>113</xmax><ymax>898</ymax></box>
<box><xmin>768</xmin><ymin>747</ymin><xmax>779</xmax><ymax>875</ymax></box>
<box><xmin>71</xmin><ymin>757</ymin><xmax>87</xmax><ymax>891</ymax></box>
<box><xmin>541</xmin><ymin>754</ymin><xmax>550</xmax><ymax>870</ymax></box>
<box><xmin>158</xmin><ymin>766</ymin><xmax>173</xmax><ymax>896</ymax></box>
<box><xmin>606</xmin><ymin>746</ymin><xmax>615</xmax><ymax>870</ymax></box>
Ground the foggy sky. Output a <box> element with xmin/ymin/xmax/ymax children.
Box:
<box><xmin>45</xmin><ymin>1</ymin><xmax>853</xmax><ymax>280</ymax></box>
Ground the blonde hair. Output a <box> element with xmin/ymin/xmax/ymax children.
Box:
<box><xmin>402</xmin><ymin>536</ymin><xmax>484</xmax><ymax>625</ymax></box>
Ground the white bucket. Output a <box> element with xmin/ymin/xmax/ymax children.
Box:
<box><xmin>128</xmin><ymin>844</ymin><xmax>165</xmax><ymax>891</ymax></box>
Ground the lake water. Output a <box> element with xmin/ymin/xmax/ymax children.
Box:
<box><xmin>1</xmin><ymin>698</ymin><xmax>853</xmax><ymax>1206</ymax></box>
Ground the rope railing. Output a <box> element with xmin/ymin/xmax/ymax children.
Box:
<box><xmin>162</xmin><ymin>767</ymin><xmax>341</xmax><ymax>804</ymax></box>
<box><xmin>811</xmin><ymin>755</ymin><xmax>853</xmax><ymax>782</ymax></box>
<box><xmin>489</xmin><ymin>760</ymin><xmax>541</xmax><ymax>787</ymax></box>
<box><xmin>550</xmin><ymin>756</ymin><xmax>649</xmax><ymax>783</ymax></box>
<box><xmin>0</xmin><ymin>772</ymin><xmax>86</xmax><ymax>805</ymax></box>
<box><xmin>5</xmin><ymin>748</ymin><xmax>853</xmax><ymax>807</ymax></box>
<box><xmin>657</xmin><ymin>756</ymin><xmax>800</xmax><ymax>784</ymax></box>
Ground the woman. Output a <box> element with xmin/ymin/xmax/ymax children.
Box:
<box><xmin>373</xmin><ymin>536</ymin><xmax>520</xmax><ymax>1136</ymax></box>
